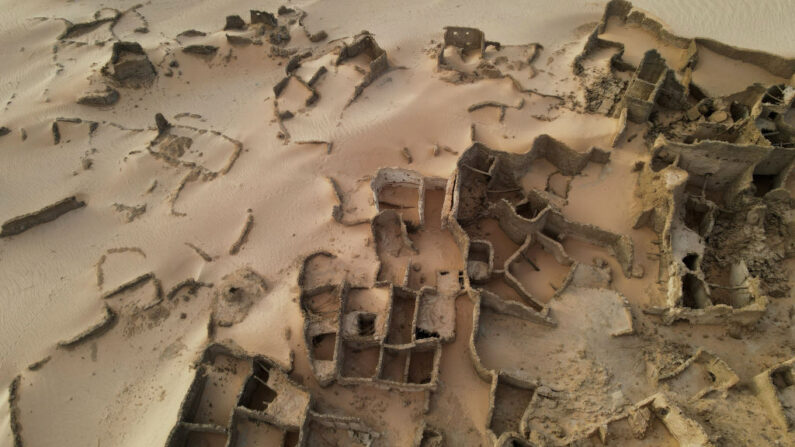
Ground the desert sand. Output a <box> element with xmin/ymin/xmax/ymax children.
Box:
<box><xmin>0</xmin><ymin>0</ymin><xmax>794</xmax><ymax>446</ymax></box>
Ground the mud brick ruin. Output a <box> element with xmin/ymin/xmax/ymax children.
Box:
<box><xmin>575</xmin><ymin>0</ymin><xmax>795</xmax><ymax>328</ymax></box>
<box><xmin>204</xmin><ymin>1</ymin><xmax>795</xmax><ymax>443</ymax></box>
<box><xmin>166</xmin><ymin>343</ymin><xmax>379</xmax><ymax>447</ymax></box>
<box><xmin>5</xmin><ymin>1</ymin><xmax>794</xmax><ymax>445</ymax></box>
<box><xmin>752</xmin><ymin>357</ymin><xmax>795</xmax><ymax>431</ymax></box>
<box><xmin>437</xmin><ymin>26</ymin><xmax>543</xmax><ymax>89</ymax></box>
<box><xmin>291</xmin><ymin>132</ymin><xmax>650</xmax><ymax>445</ymax></box>
<box><xmin>102</xmin><ymin>41</ymin><xmax>157</xmax><ymax>88</ymax></box>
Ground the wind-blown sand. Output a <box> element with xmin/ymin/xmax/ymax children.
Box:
<box><xmin>0</xmin><ymin>1</ymin><xmax>793</xmax><ymax>446</ymax></box>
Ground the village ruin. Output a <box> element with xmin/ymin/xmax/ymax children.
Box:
<box><xmin>2</xmin><ymin>1</ymin><xmax>793</xmax><ymax>446</ymax></box>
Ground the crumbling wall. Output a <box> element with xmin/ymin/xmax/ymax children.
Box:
<box><xmin>575</xmin><ymin>0</ymin><xmax>795</xmax><ymax>79</ymax></box>
<box><xmin>651</xmin><ymin>137</ymin><xmax>779</xmax><ymax>202</ymax></box>
<box><xmin>656</xmin><ymin>348</ymin><xmax>740</xmax><ymax>400</ymax></box>
<box><xmin>616</xmin><ymin>50</ymin><xmax>690</xmax><ymax>123</ymax></box>
<box><xmin>752</xmin><ymin>357</ymin><xmax>795</xmax><ymax>431</ymax></box>
<box><xmin>567</xmin><ymin>393</ymin><xmax>716</xmax><ymax>446</ymax></box>
<box><xmin>412</xmin><ymin>421</ymin><xmax>443</xmax><ymax>447</ymax></box>
<box><xmin>634</xmin><ymin>135</ymin><xmax>788</xmax><ymax>325</ymax></box>
<box><xmin>165</xmin><ymin>343</ymin><xmax>312</xmax><ymax>447</ymax></box>
<box><xmin>101</xmin><ymin>41</ymin><xmax>156</xmax><ymax>88</ymax></box>
<box><xmin>1</xmin><ymin>196</ymin><xmax>86</xmax><ymax>238</ymax></box>
<box><xmin>336</xmin><ymin>31</ymin><xmax>389</xmax><ymax>107</ymax></box>
<box><xmin>574</xmin><ymin>0</ymin><xmax>794</xmax><ymax>128</ymax></box>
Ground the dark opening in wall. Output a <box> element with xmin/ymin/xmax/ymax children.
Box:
<box><xmin>637</xmin><ymin>55</ymin><xmax>665</xmax><ymax>83</ymax></box>
<box><xmin>240</xmin><ymin>361</ymin><xmax>277</xmax><ymax>412</ymax></box>
<box><xmin>689</xmin><ymin>83</ymin><xmax>707</xmax><ymax>101</ymax></box>
<box><xmin>468</xmin><ymin>240</ymin><xmax>491</xmax><ymax>263</ymax></box>
<box><xmin>284</xmin><ymin>430</ymin><xmax>300</xmax><ymax>447</ymax></box>
<box><xmin>684</xmin><ymin>200</ymin><xmax>708</xmax><ymax>235</ymax></box>
<box><xmin>341</xmin><ymin>343</ymin><xmax>380</xmax><ymax>379</ymax></box>
<box><xmin>771</xmin><ymin>367</ymin><xmax>794</xmax><ymax>390</ymax></box>
<box><xmin>415</xmin><ymin>327</ymin><xmax>440</xmax><ymax>339</ymax></box>
<box><xmin>708</xmin><ymin>286</ymin><xmax>735</xmax><ymax>308</ymax></box>
<box><xmin>683</xmin><ymin>253</ymin><xmax>699</xmax><ymax>270</ymax></box>
<box><xmin>752</xmin><ymin>174</ymin><xmax>776</xmax><ymax>197</ymax></box>
<box><xmin>650</xmin><ymin>154</ymin><xmax>674</xmax><ymax>172</ymax></box>
<box><xmin>730</xmin><ymin>102</ymin><xmax>749</xmax><ymax>121</ymax></box>
<box><xmin>379</xmin><ymin>348</ymin><xmax>409</xmax><ymax>382</ymax></box>
<box><xmin>418</xmin><ymin>428</ymin><xmax>443</xmax><ymax>447</ymax></box>
<box><xmin>185</xmin><ymin>430</ymin><xmax>227</xmax><ymax>447</ymax></box>
<box><xmin>303</xmin><ymin>290</ymin><xmax>340</xmax><ymax>317</ymax></box>
<box><xmin>762</xmin><ymin>85</ymin><xmax>784</xmax><ymax>105</ymax></box>
<box><xmin>387</xmin><ymin>288</ymin><xmax>417</xmax><ymax>344</ymax></box>
<box><xmin>312</xmin><ymin>333</ymin><xmax>336</xmax><ymax>361</ymax></box>
<box><xmin>515</xmin><ymin>202</ymin><xmax>540</xmax><ymax>220</ymax></box>
<box><xmin>357</xmin><ymin>313</ymin><xmax>376</xmax><ymax>336</ymax></box>
<box><xmin>540</xmin><ymin>227</ymin><xmax>560</xmax><ymax>241</ymax></box>
<box><xmin>378</xmin><ymin>184</ymin><xmax>421</xmax><ymax>228</ymax></box>
<box><xmin>408</xmin><ymin>348</ymin><xmax>435</xmax><ymax>384</ymax></box>
<box><xmin>682</xmin><ymin>273</ymin><xmax>710</xmax><ymax>309</ymax></box>
<box><xmin>490</xmin><ymin>379</ymin><xmax>534</xmax><ymax>437</ymax></box>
